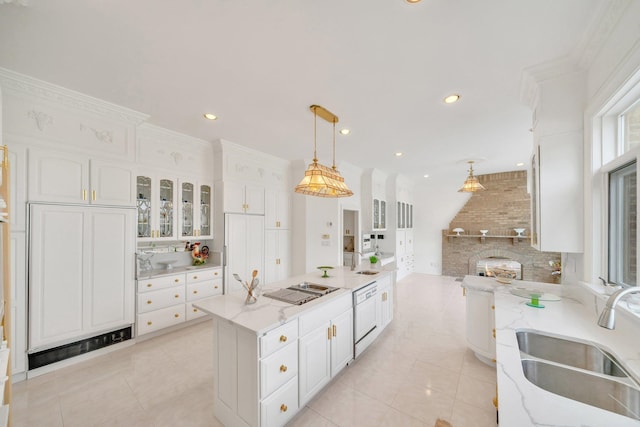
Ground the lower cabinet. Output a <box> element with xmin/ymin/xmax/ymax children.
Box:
<box><xmin>378</xmin><ymin>275</ymin><xmax>394</xmax><ymax>331</ymax></box>
<box><xmin>298</xmin><ymin>292</ymin><xmax>353</xmax><ymax>407</ymax></box>
<box><xmin>464</xmin><ymin>287</ymin><xmax>496</xmax><ymax>363</ymax></box>
<box><xmin>136</xmin><ymin>267</ymin><xmax>222</xmax><ymax>336</ymax></box>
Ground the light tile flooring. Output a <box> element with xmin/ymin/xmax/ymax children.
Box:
<box><xmin>13</xmin><ymin>274</ymin><xmax>497</xmax><ymax>426</ymax></box>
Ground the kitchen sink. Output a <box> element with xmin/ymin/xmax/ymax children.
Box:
<box><xmin>355</xmin><ymin>270</ymin><xmax>378</xmax><ymax>275</ymax></box>
<box><xmin>521</xmin><ymin>359</ymin><xmax>640</xmax><ymax>420</ymax></box>
<box><xmin>516</xmin><ymin>331</ymin><xmax>628</xmax><ymax>377</ymax></box>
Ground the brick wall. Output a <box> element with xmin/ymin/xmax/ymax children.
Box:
<box><xmin>442</xmin><ymin>170</ymin><xmax>561</xmax><ymax>283</ymax></box>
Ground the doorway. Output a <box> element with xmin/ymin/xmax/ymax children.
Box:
<box><xmin>342</xmin><ymin>209</ymin><xmax>360</xmax><ymax>267</ymax></box>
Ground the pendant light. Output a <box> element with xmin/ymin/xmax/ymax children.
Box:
<box><xmin>458</xmin><ymin>160</ymin><xmax>486</xmax><ymax>192</ymax></box>
<box><xmin>294</xmin><ymin>105</ymin><xmax>353</xmax><ymax>198</ymax></box>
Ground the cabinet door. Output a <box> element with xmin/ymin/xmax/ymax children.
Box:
<box><xmin>85</xmin><ymin>208</ymin><xmax>135</xmax><ymax>331</ymax></box>
<box><xmin>224</xmin><ymin>214</ymin><xmax>264</xmax><ymax>293</ymax></box>
<box><xmin>330</xmin><ymin>309</ymin><xmax>353</xmax><ymax>376</ymax></box>
<box><xmin>10</xmin><ymin>232</ymin><xmax>27</xmax><ymax>374</ymax></box>
<box><xmin>223</xmin><ymin>181</ymin><xmax>246</xmax><ymax>214</ymax></box>
<box><xmin>136</xmin><ymin>175</ymin><xmax>153</xmax><ymax>239</ymax></box>
<box><xmin>179</xmin><ymin>179</ymin><xmax>196</xmax><ymax>238</ymax></box>
<box><xmin>380</xmin><ymin>200</ymin><xmax>386</xmax><ymax>230</ymax></box>
<box><xmin>265</xmin><ymin>189</ymin><xmax>290</xmax><ymax>229</ymax></box>
<box><xmin>199</xmin><ymin>183</ymin><xmax>212</xmax><ymax>238</ymax></box>
<box><xmin>90</xmin><ymin>160</ymin><xmax>135</xmax><ymax>206</ymax></box>
<box><xmin>28</xmin><ymin>150</ymin><xmax>89</xmax><ymax>204</ymax></box>
<box><xmin>405</xmin><ymin>229</ymin><xmax>414</xmax><ymax>254</ymax></box>
<box><xmin>299</xmin><ymin>323</ymin><xmax>331</xmax><ymax>406</ymax></box>
<box><xmin>465</xmin><ymin>289</ymin><xmax>495</xmax><ymax>360</ymax></box>
<box><xmin>157</xmin><ymin>177</ymin><xmax>177</xmax><ymax>240</ymax></box>
<box><xmin>245</xmin><ymin>184</ymin><xmax>265</xmax><ymax>215</ymax></box>
<box><xmin>29</xmin><ymin>205</ymin><xmax>85</xmax><ymax>350</ymax></box>
<box><xmin>373</xmin><ymin>199</ymin><xmax>379</xmax><ymax>229</ymax></box>
<box><xmin>246</xmin><ymin>215</ymin><xmax>265</xmax><ymax>281</ymax></box>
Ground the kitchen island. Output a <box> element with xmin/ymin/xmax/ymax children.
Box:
<box><xmin>194</xmin><ymin>266</ymin><xmax>394</xmax><ymax>427</ymax></box>
<box><xmin>462</xmin><ymin>275</ymin><xmax>640</xmax><ymax>426</ymax></box>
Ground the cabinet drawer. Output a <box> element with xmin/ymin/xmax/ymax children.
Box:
<box><xmin>260</xmin><ymin>321</ymin><xmax>298</xmax><ymax>358</ymax></box>
<box><xmin>186</xmin><ymin>268</ymin><xmax>221</xmax><ymax>284</ymax></box>
<box><xmin>186</xmin><ymin>304</ymin><xmax>208</xmax><ymax>321</ymax></box>
<box><xmin>138</xmin><ymin>274</ymin><xmax>185</xmax><ymax>293</ymax></box>
<box><xmin>137</xmin><ymin>304</ymin><xmax>185</xmax><ymax>336</ymax></box>
<box><xmin>186</xmin><ymin>279</ymin><xmax>222</xmax><ymax>302</ymax></box>
<box><xmin>137</xmin><ymin>286</ymin><xmax>185</xmax><ymax>314</ymax></box>
<box><xmin>260</xmin><ymin>377</ymin><xmax>298</xmax><ymax>427</ymax></box>
<box><xmin>260</xmin><ymin>341</ymin><xmax>298</xmax><ymax>398</ymax></box>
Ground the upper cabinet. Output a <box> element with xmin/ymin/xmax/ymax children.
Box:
<box><xmin>362</xmin><ymin>169</ymin><xmax>388</xmax><ymax>232</ymax></box>
<box><xmin>265</xmin><ymin>188</ymin><xmax>291</xmax><ymax>229</ymax></box>
<box><xmin>223</xmin><ymin>181</ymin><xmax>265</xmax><ymax>215</ymax></box>
<box><xmin>179</xmin><ymin>179</ymin><xmax>213</xmax><ymax>239</ymax></box>
<box><xmin>136</xmin><ymin>172</ymin><xmax>178</xmax><ymax>241</ymax></box>
<box><xmin>28</xmin><ymin>149</ymin><xmax>136</xmax><ymax>206</ymax></box>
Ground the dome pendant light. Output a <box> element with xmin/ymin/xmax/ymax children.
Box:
<box><xmin>294</xmin><ymin>105</ymin><xmax>353</xmax><ymax>198</ymax></box>
<box><xmin>458</xmin><ymin>160</ymin><xmax>486</xmax><ymax>192</ymax></box>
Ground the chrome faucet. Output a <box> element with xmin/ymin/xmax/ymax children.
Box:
<box><xmin>597</xmin><ymin>287</ymin><xmax>640</xmax><ymax>329</ymax></box>
<box><xmin>351</xmin><ymin>251</ymin><xmax>362</xmax><ymax>271</ymax></box>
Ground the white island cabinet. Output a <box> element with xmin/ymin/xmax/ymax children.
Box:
<box><xmin>194</xmin><ymin>268</ymin><xmax>395</xmax><ymax>427</ymax></box>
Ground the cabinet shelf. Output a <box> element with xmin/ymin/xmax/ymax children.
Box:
<box><xmin>447</xmin><ymin>234</ymin><xmax>531</xmax><ymax>245</ymax></box>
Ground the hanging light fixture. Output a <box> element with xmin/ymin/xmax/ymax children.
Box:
<box><xmin>294</xmin><ymin>105</ymin><xmax>353</xmax><ymax>198</ymax></box>
<box><xmin>458</xmin><ymin>160</ymin><xmax>486</xmax><ymax>192</ymax></box>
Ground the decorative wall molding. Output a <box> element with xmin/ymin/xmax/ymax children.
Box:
<box><xmin>0</xmin><ymin>68</ymin><xmax>149</xmax><ymax>125</ymax></box>
<box><xmin>80</xmin><ymin>124</ymin><xmax>113</xmax><ymax>144</ymax></box>
<box><xmin>27</xmin><ymin>110</ymin><xmax>53</xmax><ymax>131</ymax></box>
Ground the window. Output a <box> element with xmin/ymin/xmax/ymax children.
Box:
<box><xmin>622</xmin><ymin>100</ymin><xmax>640</xmax><ymax>153</ymax></box>
<box><xmin>608</xmin><ymin>162</ymin><xmax>637</xmax><ymax>286</ymax></box>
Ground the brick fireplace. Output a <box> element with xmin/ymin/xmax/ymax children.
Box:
<box><xmin>442</xmin><ymin>170</ymin><xmax>560</xmax><ymax>283</ymax></box>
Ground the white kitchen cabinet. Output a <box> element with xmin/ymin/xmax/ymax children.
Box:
<box><xmin>178</xmin><ymin>178</ymin><xmax>213</xmax><ymax>239</ymax></box>
<box><xmin>29</xmin><ymin>204</ymin><xmax>135</xmax><ymax>351</ymax></box>
<box><xmin>298</xmin><ymin>292</ymin><xmax>353</xmax><ymax>406</ymax></box>
<box><xmin>378</xmin><ymin>274</ymin><xmax>393</xmax><ymax>331</ymax></box>
<box><xmin>265</xmin><ymin>189</ymin><xmax>290</xmax><ymax>229</ymax></box>
<box><xmin>225</xmin><ymin>214</ymin><xmax>265</xmax><ymax>294</ymax></box>
<box><xmin>223</xmin><ymin>181</ymin><xmax>265</xmax><ymax>215</ymax></box>
<box><xmin>264</xmin><ymin>229</ymin><xmax>290</xmax><ymax>285</ymax></box>
<box><xmin>9</xmin><ymin>232</ymin><xmax>26</xmax><ymax>377</ymax></box>
<box><xmin>530</xmin><ymin>134</ymin><xmax>583</xmax><ymax>252</ymax></box>
<box><xmin>465</xmin><ymin>287</ymin><xmax>495</xmax><ymax>364</ymax></box>
<box><xmin>185</xmin><ymin>267</ymin><xmax>222</xmax><ymax>320</ymax></box>
<box><xmin>28</xmin><ymin>149</ymin><xmax>135</xmax><ymax>206</ymax></box>
<box><xmin>362</xmin><ymin>168</ymin><xmax>387</xmax><ymax>232</ymax></box>
<box><xmin>136</xmin><ymin>172</ymin><xmax>178</xmax><ymax>241</ymax></box>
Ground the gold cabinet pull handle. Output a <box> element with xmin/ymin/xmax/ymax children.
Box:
<box><xmin>147</xmin><ymin>300</ymin><xmax>152</xmax><ymax>304</ymax></box>
<box><xmin>92</xmin><ymin>190</ymin><xmax>96</xmax><ymax>201</ymax></box>
<box><xmin>279</xmin><ymin>335</ymin><xmax>287</xmax><ymax>342</ymax></box>
<box><xmin>332</xmin><ymin>325</ymin><xmax>337</xmax><ymax>337</ymax></box>
<box><xmin>147</xmin><ymin>321</ymin><xmax>152</xmax><ymax>326</ymax></box>
<box><xmin>214</xmin><ymin>271</ymin><xmax>219</xmax><ymax>276</ymax></box>
<box><xmin>175</xmin><ymin>294</ymin><xmax>180</xmax><ymax>298</ymax></box>
<box><xmin>280</xmin><ymin>404</ymin><xmax>287</xmax><ymax>412</ymax></box>
<box><xmin>193</xmin><ymin>276</ymin><xmax>198</xmax><ymax>280</ymax></box>
<box><xmin>147</xmin><ymin>283</ymin><xmax>153</xmax><ymax>288</ymax></box>
<box><xmin>175</xmin><ymin>313</ymin><xmax>180</xmax><ymax>318</ymax></box>
<box><xmin>214</xmin><ymin>285</ymin><xmax>218</xmax><ymax>289</ymax></box>
<box><xmin>279</xmin><ymin>365</ymin><xmax>287</xmax><ymax>373</ymax></box>
<box><xmin>193</xmin><ymin>290</ymin><xmax>198</xmax><ymax>294</ymax></box>
<box><xmin>175</xmin><ymin>279</ymin><xmax>180</xmax><ymax>283</ymax></box>
<box><xmin>327</xmin><ymin>327</ymin><xmax>332</xmax><ymax>340</ymax></box>
<box><xmin>82</xmin><ymin>189</ymin><xmax>87</xmax><ymax>200</ymax></box>
<box><xmin>193</xmin><ymin>308</ymin><xmax>198</xmax><ymax>313</ymax></box>
<box><xmin>492</xmin><ymin>328</ymin><xmax>496</xmax><ymax>338</ymax></box>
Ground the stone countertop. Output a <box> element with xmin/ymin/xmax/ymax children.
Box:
<box><xmin>462</xmin><ymin>275</ymin><xmax>640</xmax><ymax>426</ymax></box>
<box><xmin>136</xmin><ymin>263</ymin><xmax>222</xmax><ymax>280</ymax></box>
<box><xmin>193</xmin><ymin>266</ymin><xmax>394</xmax><ymax>335</ymax></box>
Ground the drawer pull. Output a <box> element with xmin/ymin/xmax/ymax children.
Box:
<box><xmin>193</xmin><ymin>276</ymin><xmax>198</xmax><ymax>280</ymax></box>
<box><xmin>279</xmin><ymin>365</ymin><xmax>287</xmax><ymax>373</ymax></box>
<box><xmin>193</xmin><ymin>290</ymin><xmax>198</xmax><ymax>294</ymax></box>
<box><xmin>175</xmin><ymin>313</ymin><xmax>180</xmax><ymax>318</ymax></box>
<box><xmin>214</xmin><ymin>271</ymin><xmax>219</xmax><ymax>276</ymax></box>
<box><xmin>214</xmin><ymin>285</ymin><xmax>219</xmax><ymax>289</ymax></box>
<box><xmin>492</xmin><ymin>328</ymin><xmax>496</xmax><ymax>338</ymax></box>
<box><xmin>279</xmin><ymin>335</ymin><xmax>287</xmax><ymax>343</ymax></box>
<box><xmin>332</xmin><ymin>325</ymin><xmax>337</xmax><ymax>337</ymax></box>
<box><xmin>175</xmin><ymin>294</ymin><xmax>180</xmax><ymax>298</ymax></box>
<box><xmin>193</xmin><ymin>308</ymin><xmax>198</xmax><ymax>313</ymax></box>
<box><xmin>174</xmin><ymin>279</ymin><xmax>180</xmax><ymax>283</ymax></box>
<box><xmin>280</xmin><ymin>404</ymin><xmax>287</xmax><ymax>412</ymax></box>
<box><xmin>147</xmin><ymin>300</ymin><xmax>152</xmax><ymax>304</ymax></box>
<box><xmin>147</xmin><ymin>321</ymin><xmax>152</xmax><ymax>326</ymax></box>
<box><xmin>147</xmin><ymin>283</ymin><xmax>153</xmax><ymax>288</ymax></box>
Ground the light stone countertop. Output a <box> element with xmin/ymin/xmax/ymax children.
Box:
<box><xmin>193</xmin><ymin>266</ymin><xmax>395</xmax><ymax>335</ymax></box>
<box><xmin>462</xmin><ymin>275</ymin><xmax>640</xmax><ymax>426</ymax></box>
<box><xmin>136</xmin><ymin>263</ymin><xmax>222</xmax><ymax>280</ymax></box>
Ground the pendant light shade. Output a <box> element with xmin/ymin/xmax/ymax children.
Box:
<box><xmin>458</xmin><ymin>160</ymin><xmax>486</xmax><ymax>192</ymax></box>
<box><xmin>294</xmin><ymin>105</ymin><xmax>353</xmax><ymax>198</ymax></box>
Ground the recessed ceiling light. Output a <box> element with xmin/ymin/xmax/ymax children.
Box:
<box><xmin>395</xmin><ymin>152</ymin><xmax>403</xmax><ymax>157</ymax></box>
<box><xmin>203</xmin><ymin>113</ymin><xmax>217</xmax><ymax>120</ymax></box>
<box><xmin>340</xmin><ymin>129</ymin><xmax>350</xmax><ymax>135</ymax></box>
<box><xmin>423</xmin><ymin>174</ymin><xmax>430</xmax><ymax>178</ymax></box>
<box><xmin>516</xmin><ymin>162</ymin><xmax>525</xmax><ymax>167</ymax></box>
<box><xmin>443</xmin><ymin>94</ymin><xmax>461</xmax><ymax>104</ymax></box>
<box><xmin>406</xmin><ymin>0</ymin><xmax>422</xmax><ymax>3</ymax></box>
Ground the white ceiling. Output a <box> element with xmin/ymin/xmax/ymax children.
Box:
<box><xmin>0</xmin><ymin>0</ymin><xmax>609</xmax><ymax>186</ymax></box>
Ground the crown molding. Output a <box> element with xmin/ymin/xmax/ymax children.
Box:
<box><xmin>0</xmin><ymin>67</ymin><xmax>149</xmax><ymax>125</ymax></box>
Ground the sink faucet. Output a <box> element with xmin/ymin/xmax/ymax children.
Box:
<box><xmin>597</xmin><ymin>287</ymin><xmax>640</xmax><ymax>329</ymax></box>
<box><xmin>351</xmin><ymin>251</ymin><xmax>362</xmax><ymax>271</ymax></box>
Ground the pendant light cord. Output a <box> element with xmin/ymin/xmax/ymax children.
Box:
<box><xmin>332</xmin><ymin>119</ymin><xmax>337</xmax><ymax>170</ymax></box>
<box><xmin>313</xmin><ymin>110</ymin><xmax>318</xmax><ymax>163</ymax></box>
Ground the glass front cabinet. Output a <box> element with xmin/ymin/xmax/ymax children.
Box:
<box><xmin>136</xmin><ymin>174</ymin><xmax>178</xmax><ymax>241</ymax></box>
<box><xmin>179</xmin><ymin>179</ymin><xmax>212</xmax><ymax>239</ymax></box>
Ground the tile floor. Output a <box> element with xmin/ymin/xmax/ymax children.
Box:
<box><xmin>12</xmin><ymin>274</ymin><xmax>498</xmax><ymax>426</ymax></box>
